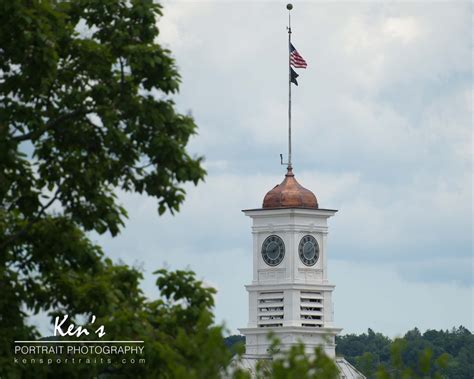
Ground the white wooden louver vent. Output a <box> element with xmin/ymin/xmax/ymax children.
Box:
<box><xmin>257</xmin><ymin>291</ymin><xmax>284</xmax><ymax>328</ymax></box>
<box><xmin>300</xmin><ymin>291</ymin><xmax>323</xmax><ymax>327</ymax></box>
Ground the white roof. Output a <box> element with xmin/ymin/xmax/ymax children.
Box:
<box><xmin>335</xmin><ymin>357</ymin><xmax>366</xmax><ymax>379</ymax></box>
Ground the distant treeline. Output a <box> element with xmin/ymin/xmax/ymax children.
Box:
<box><xmin>225</xmin><ymin>326</ymin><xmax>473</xmax><ymax>378</ymax></box>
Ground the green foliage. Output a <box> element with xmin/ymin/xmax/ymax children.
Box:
<box><xmin>0</xmin><ymin>0</ymin><xmax>208</xmax><ymax>377</ymax></box>
<box><xmin>225</xmin><ymin>334</ymin><xmax>246</xmax><ymax>356</ymax></box>
<box><xmin>356</xmin><ymin>352</ymin><xmax>376</xmax><ymax>378</ymax></box>
<box><xmin>2</xmin><ymin>268</ymin><xmax>232</xmax><ymax>378</ymax></box>
<box><xmin>336</xmin><ymin>327</ymin><xmax>474</xmax><ymax>379</ymax></box>
<box><xmin>1</xmin><ymin>0</ymin><xmax>205</xmax><ymax>228</ymax></box>
<box><xmin>336</xmin><ymin>328</ymin><xmax>391</xmax><ymax>370</ymax></box>
<box><xmin>227</xmin><ymin>328</ymin><xmax>472</xmax><ymax>379</ymax></box>
<box><xmin>374</xmin><ymin>338</ymin><xmax>450</xmax><ymax>379</ymax></box>
<box><xmin>265</xmin><ymin>344</ymin><xmax>339</xmax><ymax>379</ymax></box>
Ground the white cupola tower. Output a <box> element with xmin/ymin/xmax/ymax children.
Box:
<box><xmin>235</xmin><ymin>6</ymin><xmax>365</xmax><ymax>376</ymax></box>
<box><xmin>239</xmin><ymin>166</ymin><xmax>341</xmax><ymax>359</ymax></box>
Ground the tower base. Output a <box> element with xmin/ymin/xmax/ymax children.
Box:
<box><xmin>231</xmin><ymin>354</ymin><xmax>366</xmax><ymax>379</ymax></box>
<box><xmin>238</xmin><ymin>326</ymin><xmax>342</xmax><ymax>357</ymax></box>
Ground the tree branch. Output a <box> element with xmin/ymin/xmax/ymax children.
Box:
<box><xmin>84</xmin><ymin>118</ymin><xmax>106</xmax><ymax>140</ymax></box>
<box><xmin>0</xmin><ymin>188</ymin><xmax>61</xmax><ymax>250</ymax></box>
<box><xmin>36</xmin><ymin>187</ymin><xmax>61</xmax><ymax>219</ymax></box>
<box><xmin>12</xmin><ymin>108</ymin><xmax>92</xmax><ymax>143</ymax></box>
<box><xmin>119</xmin><ymin>57</ymin><xmax>125</xmax><ymax>96</ymax></box>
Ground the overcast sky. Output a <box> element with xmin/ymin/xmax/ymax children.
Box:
<box><xmin>79</xmin><ymin>1</ymin><xmax>473</xmax><ymax>338</ymax></box>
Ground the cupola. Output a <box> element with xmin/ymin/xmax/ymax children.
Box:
<box><xmin>262</xmin><ymin>166</ymin><xmax>318</xmax><ymax>209</ymax></box>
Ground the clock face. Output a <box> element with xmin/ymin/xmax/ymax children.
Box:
<box><xmin>261</xmin><ymin>235</ymin><xmax>285</xmax><ymax>266</ymax></box>
<box><xmin>299</xmin><ymin>235</ymin><xmax>319</xmax><ymax>266</ymax></box>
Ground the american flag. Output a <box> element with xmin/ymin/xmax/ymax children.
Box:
<box><xmin>290</xmin><ymin>43</ymin><xmax>307</xmax><ymax>69</ymax></box>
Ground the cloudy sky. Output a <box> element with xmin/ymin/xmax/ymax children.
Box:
<box><xmin>89</xmin><ymin>1</ymin><xmax>472</xmax><ymax>338</ymax></box>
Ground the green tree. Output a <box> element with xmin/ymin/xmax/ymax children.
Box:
<box><xmin>336</xmin><ymin>328</ymin><xmax>391</xmax><ymax>372</ymax></box>
<box><xmin>0</xmin><ymin>0</ymin><xmax>207</xmax><ymax>376</ymax></box>
<box><xmin>356</xmin><ymin>352</ymin><xmax>376</xmax><ymax>378</ymax></box>
<box><xmin>375</xmin><ymin>338</ymin><xmax>450</xmax><ymax>379</ymax></box>
<box><xmin>3</xmin><ymin>268</ymin><xmax>232</xmax><ymax>378</ymax></box>
<box><xmin>336</xmin><ymin>327</ymin><xmax>473</xmax><ymax>379</ymax></box>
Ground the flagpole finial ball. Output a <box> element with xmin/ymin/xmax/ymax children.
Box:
<box><xmin>287</xmin><ymin>3</ymin><xmax>293</xmax><ymax>10</ymax></box>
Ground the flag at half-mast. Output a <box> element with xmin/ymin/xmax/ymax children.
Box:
<box><xmin>290</xmin><ymin>42</ymin><xmax>307</xmax><ymax>68</ymax></box>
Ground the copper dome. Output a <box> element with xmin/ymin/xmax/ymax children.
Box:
<box><xmin>262</xmin><ymin>167</ymin><xmax>318</xmax><ymax>209</ymax></box>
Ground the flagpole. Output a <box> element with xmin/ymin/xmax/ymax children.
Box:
<box><xmin>287</xmin><ymin>3</ymin><xmax>293</xmax><ymax>169</ymax></box>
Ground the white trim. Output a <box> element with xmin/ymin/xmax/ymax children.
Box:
<box><xmin>245</xmin><ymin>283</ymin><xmax>336</xmax><ymax>291</ymax></box>
<box><xmin>243</xmin><ymin>208</ymin><xmax>337</xmax><ymax>218</ymax></box>
<box><xmin>239</xmin><ymin>326</ymin><xmax>342</xmax><ymax>335</ymax></box>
